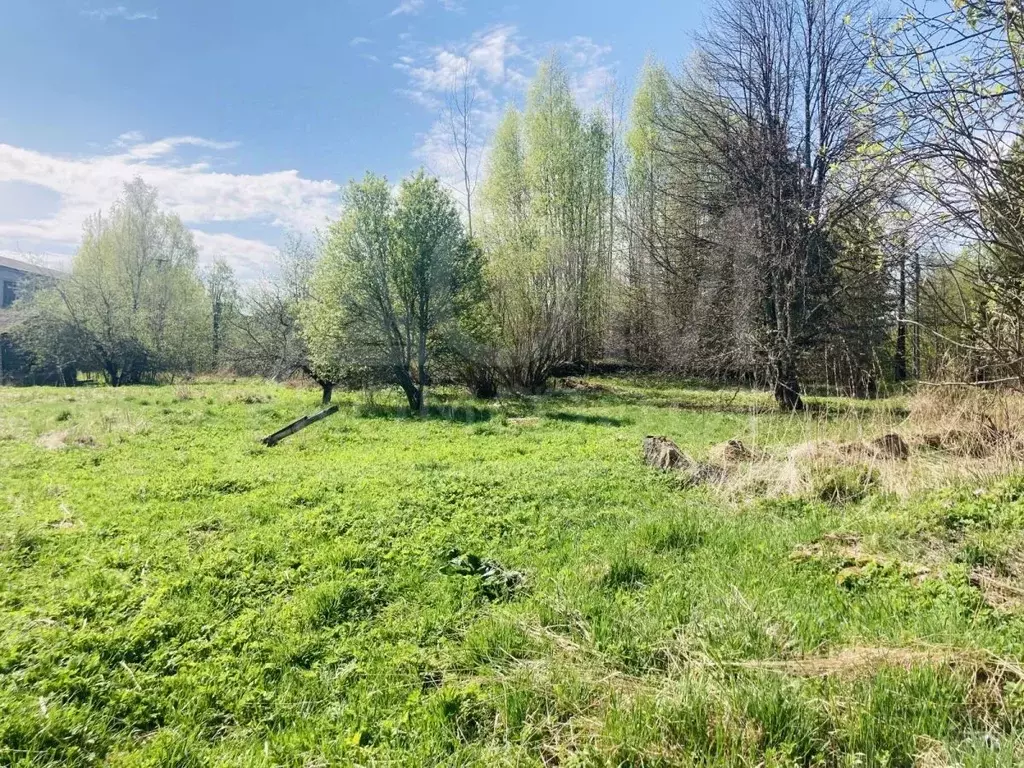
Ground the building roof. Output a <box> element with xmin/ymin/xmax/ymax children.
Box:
<box><xmin>0</xmin><ymin>255</ymin><xmax>63</xmax><ymax>279</ymax></box>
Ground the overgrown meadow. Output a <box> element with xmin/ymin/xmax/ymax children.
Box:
<box><xmin>2</xmin><ymin>378</ymin><xmax>1024</xmax><ymax>766</ymax></box>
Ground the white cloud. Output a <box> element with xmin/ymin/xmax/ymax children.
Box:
<box><xmin>81</xmin><ymin>6</ymin><xmax>158</xmax><ymax>21</ymax></box>
<box><xmin>395</xmin><ymin>26</ymin><xmax>615</xmax><ymax>113</ymax></box>
<box><xmin>0</xmin><ymin>137</ymin><xmax>341</xmax><ymax>281</ymax></box>
<box><xmin>388</xmin><ymin>0</ymin><xmax>462</xmax><ymax>17</ymax></box>
<box><xmin>560</xmin><ymin>36</ymin><xmax>615</xmax><ymax>109</ymax></box>
<box><xmin>0</xmin><ymin>249</ymin><xmax>71</xmax><ymax>272</ymax></box>
<box><xmin>120</xmin><ymin>135</ymin><xmax>242</xmax><ymax>160</ymax></box>
<box><xmin>350</xmin><ymin>36</ymin><xmax>373</xmax><ymax>47</ymax></box>
<box><xmin>190</xmin><ymin>231</ymin><xmax>282</xmax><ymax>278</ymax></box>
<box><xmin>467</xmin><ymin>25</ymin><xmax>521</xmax><ymax>83</ymax></box>
<box><xmin>395</xmin><ymin>25</ymin><xmax>616</xmax><ymax>211</ymax></box>
<box><xmin>115</xmin><ymin>130</ymin><xmax>145</xmax><ymax>145</ymax></box>
<box><xmin>389</xmin><ymin>0</ymin><xmax>424</xmax><ymax>16</ymax></box>
<box><xmin>397</xmin><ymin>25</ymin><xmax>525</xmax><ymax>99</ymax></box>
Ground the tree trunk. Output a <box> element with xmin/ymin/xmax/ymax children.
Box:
<box><xmin>395</xmin><ymin>365</ymin><xmax>422</xmax><ymax>413</ymax></box>
<box><xmin>773</xmin><ymin>356</ymin><xmax>805</xmax><ymax>411</ymax></box>
<box><xmin>894</xmin><ymin>252</ymin><xmax>908</xmax><ymax>382</ymax></box>
<box><xmin>105</xmin><ymin>361</ymin><xmax>121</xmax><ymax>387</ymax></box>
<box><xmin>320</xmin><ymin>382</ymin><xmax>333</xmax><ymax>406</ymax></box>
<box><xmin>417</xmin><ymin>330</ymin><xmax>428</xmax><ymax>417</ymax></box>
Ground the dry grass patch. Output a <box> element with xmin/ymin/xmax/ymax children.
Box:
<box><xmin>970</xmin><ymin>569</ymin><xmax>1024</xmax><ymax>613</ymax></box>
<box><xmin>718</xmin><ymin>388</ymin><xmax>1024</xmax><ymax>502</ymax></box>
<box><xmin>737</xmin><ymin>645</ymin><xmax>984</xmax><ymax>679</ymax></box>
<box><xmin>508</xmin><ymin>417</ymin><xmax>540</xmax><ymax>427</ymax></box>
<box><xmin>36</xmin><ymin>431</ymin><xmax>96</xmax><ymax>450</ymax></box>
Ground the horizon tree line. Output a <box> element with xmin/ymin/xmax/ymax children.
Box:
<box><xmin>8</xmin><ymin>0</ymin><xmax>1024</xmax><ymax>410</ymax></box>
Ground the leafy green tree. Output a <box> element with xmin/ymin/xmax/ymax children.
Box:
<box><xmin>21</xmin><ymin>179</ymin><xmax>210</xmax><ymax>385</ymax></box>
<box><xmin>524</xmin><ymin>56</ymin><xmax>611</xmax><ymax>363</ymax></box>
<box><xmin>479</xmin><ymin>57</ymin><xmax>611</xmax><ymax>390</ymax></box>
<box><xmin>203</xmin><ymin>259</ymin><xmax>238</xmax><ymax>371</ymax></box>
<box><xmin>621</xmin><ymin>59</ymin><xmax>673</xmax><ymax>363</ymax></box>
<box><xmin>227</xmin><ymin>236</ymin><xmax>342</xmax><ymax>403</ymax></box>
<box><xmin>309</xmin><ymin>172</ymin><xmax>481</xmax><ymax>413</ymax></box>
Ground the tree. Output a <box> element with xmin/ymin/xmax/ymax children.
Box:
<box><xmin>228</xmin><ymin>236</ymin><xmax>340</xmax><ymax>404</ymax></box>
<box><xmin>311</xmin><ymin>172</ymin><xmax>481</xmax><ymax>413</ymax></box>
<box><xmin>524</xmin><ymin>56</ymin><xmax>612</xmax><ymax>364</ymax></box>
<box><xmin>871</xmin><ymin>0</ymin><xmax>1024</xmax><ymax>386</ymax></box>
<box><xmin>444</xmin><ymin>62</ymin><xmax>482</xmax><ymax>239</ymax></box>
<box><xmin>661</xmin><ymin>0</ymin><xmax>878</xmax><ymax>408</ymax></box>
<box><xmin>477</xmin><ymin>57</ymin><xmax>612</xmax><ymax>390</ymax></box>
<box><xmin>621</xmin><ymin>60</ymin><xmax>674</xmax><ymax>364</ymax></box>
<box><xmin>22</xmin><ymin>179</ymin><xmax>210</xmax><ymax>385</ymax></box>
<box><xmin>203</xmin><ymin>259</ymin><xmax>238</xmax><ymax>370</ymax></box>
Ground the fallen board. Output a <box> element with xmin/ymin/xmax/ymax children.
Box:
<box><xmin>261</xmin><ymin>405</ymin><xmax>339</xmax><ymax>446</ymax></box>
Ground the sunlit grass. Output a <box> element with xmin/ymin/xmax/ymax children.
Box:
<box><xmin>1</xmin><ymin>377</ymin><xmax>1023</xmax><ymax>766</ymax></box>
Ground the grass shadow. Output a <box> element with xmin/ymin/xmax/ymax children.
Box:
<box><xmin>356</xmin><ymin>402</ymin><xmax>496</xmax><ymax>424</ymax></box>
<box><xmin>546</xmin><ymin>411</ymin><xmax>632</xmax><ymax>428</ymax></box>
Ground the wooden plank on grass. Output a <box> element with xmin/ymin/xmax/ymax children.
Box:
<box><xmin>261</xmin><ymin>405</ymin><xmax>339</xmax><ymax>446</ymax></box>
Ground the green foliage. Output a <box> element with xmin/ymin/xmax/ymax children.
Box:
<box><xmin>812</xmin><ymin>462</ymin><xmax>880</xmax><ymax>504</ymax></box>
<box><xmin>480</xmin><ymin>56</ymin><xmax>611</xmax><ymax>390</ymax></box>
<box><xmin>15</xmin><ymin>179</ymin><xmax>211</xmax><ymax>385</ymax></box>
<box><xmin>309</xmin><ymin>172</ymin><xmax>481</xmax><ymax>411</ymax></box>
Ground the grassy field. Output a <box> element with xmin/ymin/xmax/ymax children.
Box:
<box><xmin>2</xmin><ymin>377</ymin><xmax>1024</xmax><ymax>766</ymax></box>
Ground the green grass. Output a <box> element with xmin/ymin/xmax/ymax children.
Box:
<box><xmin>1</xmin><ymin>377</ymin><xmax>1023</xmax><ymax>766</ymax></box>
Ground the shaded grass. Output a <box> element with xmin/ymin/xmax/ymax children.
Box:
<box><xmin>1</xmin><ymin>378</ymin><xmax>1023</xmax><ymax>765</ymax></box>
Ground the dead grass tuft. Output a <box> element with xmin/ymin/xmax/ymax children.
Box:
<box><xmin>740</xmin><ymin>645</ymin><xmax>973</xmax><ymax>679</ymax></box>
<box><xmin>560</xmin><ymin>377</ymin><xmax>610</xmax><ymax>393</ymax></box>
<box><xmin>708</xmin><ymin>439</ymin><xmax>766</xmax><ymax>464</ymax></box>
<box><xmin>970</xmin><ymin>569</ymin><xmax>1024</xmax><ymax>613</ymax></box>
<box><xmin>508</xmin><ymin>417</ymin><xmax>540</xmax><ymax>428</ymax></box>
<box><xmin>36</xmin><ymin>431</ymin><xmax>96</xmax><ymax>450</ymax></box>
<box><xmin>720</xmin><ymin>387</ymin><xmax>1024</xmax><ymax>502</ymax></box>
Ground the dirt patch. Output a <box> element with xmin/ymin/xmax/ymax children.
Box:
<box><xmin>37</xmin><ymin>431</ymin><xmax>95</xmax><ymax>450</ymax></box>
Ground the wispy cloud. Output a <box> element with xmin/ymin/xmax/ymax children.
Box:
<box><xmin>349</xmin><ymin>36</ymin><xmax>373</xmax><ymax>47</ymax></box>
<box><xmin>0</xmin><ymin>136</ymin><xmax>340</xmax><ymax>279</ymax></box>
<box><xmin>388</xmin><ymin>0</ymin><xmax>462</xmax><ymax>17</ymax></box>
<box><xmin>389</xmin><ymin>0</ymin><xmax>424</xmax><ymax>16</ymax></box>
<box><xmin>81</xmin><ymin>5</ymin><xmax>158</xmax><ymax>22</ymax></box>
<box><xmin>118</xmin><ymin>134</ymin><xmax>242</xmax><ymax>161</ymax></box>
<box><xmin>394</xmin><ymin>25</ymin><xmax>616</xmax><ymax>200</ymax></box>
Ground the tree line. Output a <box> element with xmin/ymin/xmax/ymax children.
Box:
<box><xmin>11</xmin><ymin>0</ymin><xmax>1024</xmax><ymax>410</ymax></box>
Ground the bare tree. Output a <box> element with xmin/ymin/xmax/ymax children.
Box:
<box><xmin>228</xmin><ymin>235</ymin><xmax>339</xmax><ymax>404</ymax></box>
<box><xmin>870</xmin><ymin>0</ymin><xmax>1024</xmax><ymax>385</ymax></box>
<box><xmin>444</xmin><ymin>63</ymin><xmax>482</xmax><ymax>238</ymax></box>
<box><xmin>661</xmin><ymin>0</ymin><xmax>879</xmax><ymax>408</ymax></box>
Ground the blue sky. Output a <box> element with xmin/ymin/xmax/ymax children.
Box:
<box><xmin>0</xmin><ymin>1</ymin><xmax>702</xmax><ymax>279</ymax></box>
